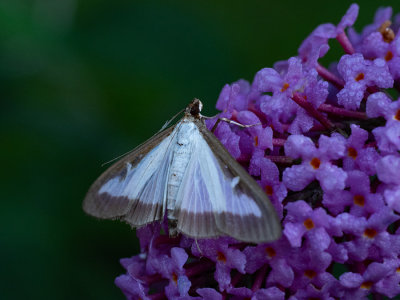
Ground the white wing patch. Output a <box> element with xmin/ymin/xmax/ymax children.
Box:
<box><xmin>231</xmin><ymin>176</ymin><xmax>240</xmax><ymax>189</ymax></box>
<box><xmin>98</xmin><ymin>131</ymin><xmax>176</xmax><ymax>225</ymax></box>
<box><xmin>174</xmin><ymin>129</ymin><xmax>264</xmax><ymax>241</ymax></box>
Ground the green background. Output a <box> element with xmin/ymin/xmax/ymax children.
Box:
<box><xmin>2</xmin><ymin>1</ymin><xmax>400</xmax><ymax>299</ymax></box>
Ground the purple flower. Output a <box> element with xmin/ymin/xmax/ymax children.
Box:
<box><xmin>367</xmin><ymin>93</ymin><xmax>400</xmax><ymax>153</ymax></box>
<box><xmin>336</xmin><ymin>53</ymin><xmax>393</xmax><ymax>110</ymax></box>
<box><xmin>357</xmin><ymin>28</ymin><xmax>400</xmax><ymax>79</ymax></box>
<box><xmin>190</xmin><ymin>238</ymin><xmax>246</xmax><ymax>291</ymax></box>
<box><xmin>374</xmin><ymin>259</ymin><xmax>400</xmax><ymax>298</ymax></box>
<box><xmin>115</xmin><ymin>257</ymin><xmax>149</xmax><ymax>300</ymax></box>
<box><xmin>216</xmin><ymin>79</ymin><xmax>252</xmax><ymax>114</ymax></box>
<box><xmin>337</xmin><ymin>207</ymin><xmax>399</xmax><ymax>261</ymax></box>
<box><xmin>349</xmin><ymin>6</ymin><xmax>393</xmax><ymax>46</ymax></box>
<box><xmin>376</xmin><ymin>154</ymin><xmax>400</xmax><ymax>185</ymax></box>
<box><xmin>236</xmin><ymin>110</ymin><xmax>273</xmax><ymax>152</ymax></box>
<box><xmin>282</xmin><ymin>134</ymin><xmax>347</xmax><ymax>193</ymax></box>
<box><xmin>253</xmin><ymin>57</ymin><xmax>303</xmax><ymax>132</ymax></box>
<box><xmin>286</xmin><ymin>242</ymin><xmax>338</xmax><ymax>294</ymax></box>
<box><xmin>212</xmin><ymin>120</ymin><xmax>241</xmax><ymax>159</ymax></box>
<box><xmin>342</xmin><ymin>124</ymin><xmax>379</xmax><ymax>175</ymax></box>
<box><xmin>298</xmin><ymin>4</ymin><xmax>359</xmax><ymax>67</ymax></box>
<box><xmin>249</xmin><ymin>152</ymin><xmax>287</xmax><ymax>219</ymax></box>
<box><xmin>113</xmin><ymin>4</ymin><xmax>400</xmax><ymax>299</ymax></box>
<box><xmin>336</xmin><ymin>4</ymin><xmax>359</xmax><ymax>35</ymax></box>
<box><xmin>377</xmin><ymin>154</ymin><xmax>400</xmax><ymax>212</ymax></box>
<box><xmin>339</xmin><ymin>259</ymin><xmax>400</xmax><ymax>298</ymax></box>
<box><xmin>243</xmin><ymin>237</ymin><xmax>294</xmax><ymax>286</ymax></box>
<box><xmin>283</xmin><ymin>200</ymin><xmax>339</xmax><ymax>249</ymax></box>
<box><xmin>324</xmin><ymin>170</ymin><xmax>385</xmax><ymax>218</ymax></box>
<box><xmin>366</xmin><ymin>91</ymin><xmax>393</xmax><ymax>118</ymax></box>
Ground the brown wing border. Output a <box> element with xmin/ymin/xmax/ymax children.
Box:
<box><xmin>83</xmin><ymin>125</ymin><xmax>176</xmax><ymax>219</ymax></box>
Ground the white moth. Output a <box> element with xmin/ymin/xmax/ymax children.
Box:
<box><xmin>83</xmin><ymin>99</ymin><xmax>281</xmax><ymax>243</ymax></box>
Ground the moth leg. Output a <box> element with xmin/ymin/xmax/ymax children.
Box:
<box><xmin>194</xmin><ymin>238</ymin><xmax>202</xmax><ymax>255</ymax></box>
<box><xmin>200</xmin><ymin>113</ymin><xmax>220</xmax><ymax>120</ymax></box>
<box><xmin>211</xmin><ymin>117</ymin><xmax>261</xmax><ymax>133</ymax></box>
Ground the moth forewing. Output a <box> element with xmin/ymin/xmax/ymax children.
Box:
<box><xmin>83</xmin><ymin>125</ymin><xmax>176</xmax><ymax>221</ymax></box>
<box><xmin>195</xmin><ymin>118</ymin><xmax>282</xmax><ymax>242</ymax></box>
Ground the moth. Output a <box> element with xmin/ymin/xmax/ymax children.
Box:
<box><xmin>83</xmin><ymin>99</ymin><xmax>281</xmax><ymax>243</ymax></box>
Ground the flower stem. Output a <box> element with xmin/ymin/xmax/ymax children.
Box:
<box><xmin>316</xmin><ymin>63</ymin><xmax>344</xmax><ymax>89</ymax></box>
<box><xmin>185</xmin><ymin>259</ymin><xmax>215</xmax><ymax>277</ymax></box>
<box><xmin>251</xmin><ymin>264</ymin><xmax>268</xmax><ymax>292</ymax></box>
<box><xmin>291</xmin><ymin>93</ymin><xmax>335</xmax><ymax>130</ymax></box>
<box><xmin>336</xmin><ymin>32</ymin><xmax>355</xmax><ymax>54</ymax></box>
<box><xmin>272</xmin><ymin>138</ymin><xmax>286</xmax><ymax>147</ymax></box>
<box><xmin>318</xmin><ymin>103</ymin><xmax>367</xmax><ymax>119</ymax></box>
<box><xmin>231</xmin><ymin>272</ymin><xmax>243</xmax><ymax>287</ymax></box>
<box><xmin>265</xmin><ymin>155</ymin><xmax>294</xmax><ymax>164</ymax></box>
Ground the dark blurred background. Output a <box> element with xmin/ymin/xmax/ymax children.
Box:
<box><xmin>2</xmin><ymin>1</ymin><xmax>400</xmax><ymax>299</ymax></box>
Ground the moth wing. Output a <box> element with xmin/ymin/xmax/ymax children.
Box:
<box><xmin>175</xmin><ymin>120</ymin><xmax>281</xmax><ymax>243</ymax></box>
<box><xmin>83</xmin><ymin>125</ymin><xmax>176</xmax><ymax>226</ymax></box>
<box><xmin>199</xmin><ymin>121</ymin><xmax>282</xmax><ymax>242</ymax></box>
<box><xmin>173</xmin><ymin>143</ymin><xmax>219</xmax><ymax>238</ymax></box>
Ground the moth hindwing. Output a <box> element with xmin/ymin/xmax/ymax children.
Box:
<box><xmin>83</xmin><ymin>99</ymin><xmax>282</xmax><ymax>243</ymax></box>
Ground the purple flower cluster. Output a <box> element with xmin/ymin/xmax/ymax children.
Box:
<box><xmin>116</xmin><ymin>4</ymin><xmax>400</xmax><ymax>299</ymax></box>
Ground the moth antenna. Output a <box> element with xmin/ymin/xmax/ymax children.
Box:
<box><xmin>159</xmin><ymin>107</ymin><xmax>185</xmax><ymax>132</ymax></box>
<box><xmin>101</xmin><ymin>108</ymin><xmax>185</xmax><ymax>167</ymax></box>
<box><xmin>101</xmin><ymin>148</ymin><xmax>137</xmax><ymax>167</ymax></box>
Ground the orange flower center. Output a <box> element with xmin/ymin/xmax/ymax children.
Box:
<box><xmin>172</xmin><ymin>272</ymin><xmax>178</xmax><ymax>284</ymax></box>
<box><xmin>265</xmin><ymin>185</ymin><xmax>273</xmax><ymax>196</ymax></box>
<box><xmin>364</xmin><ymin>228</ymin><xmax>377</xmax><ymax>239</ymax></box>
<box><xmin>217</xmin><ymin>251</ymin><xmax>227</xmax><ymax>263</ymax></box>
<box><xmin>355</xmin><ymin>73</ymin><xmax>365</xmax><ymax>81</ymax></box>
<box><xmin>394</xmin><ymin>109</ymin><xmax>400</xmax><ymax>121</ymax></box>
<box><xmin>310</xmin><ymin>157</ymin><xmax>321</xmax><ymax>169</ymax></box>
<box><xmin>265</xmin><ymin>247</ymin><xmax>276</xmax><ymax>257</ymax></box>
<box><xmin>385</xmin><ymin>50</ymin><xmax>394</xmax><ymax>61</ymax></box>
<box><xmin>353</xmin><ymin>195</ymin><xmax>365</xmax><ymax>206</ymax></box>
<box><xmin>347</xmin><ymin>147</ymin><xmax>358</xmax><ymax>159</ymax></box>
<box><xmin>303</xmin><ymin>218</ymin><xmax>315</xmax><ymax>230</ymax></box>
<box><xmin>254</xmin><ymin>136</ymin><xmax>259</xmax><ymax>147</ymax></box>
<box><xmin>304</xmin><ymin>269</ymin><xmax>317</xmax><ymax>279</ymax></box>
<box><xmin>281</xmin><ymin>82</ymin><xmax>290</xmax><ymax>92</ymax></box>
<box><xmin>361</xmin><ymin>281</ymin><xmax>373</xmax><ymax>289</ymax></box>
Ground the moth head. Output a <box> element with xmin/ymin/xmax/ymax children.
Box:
<box><xmin>186</xmin><ymin>98</ymin><xmax>203</xmax><ymax>117</ymax></box>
